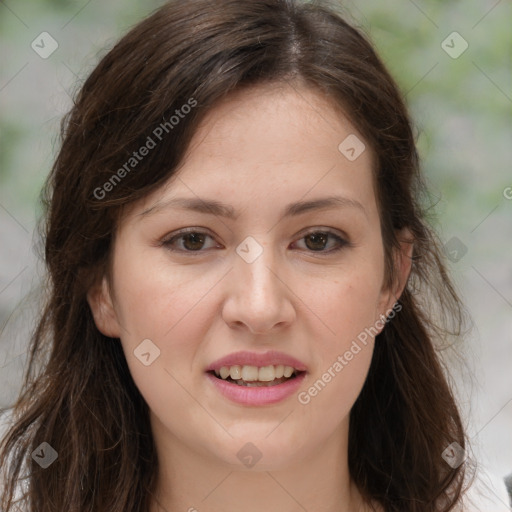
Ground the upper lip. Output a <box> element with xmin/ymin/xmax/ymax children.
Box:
<box><xmin>206</xmin><ymin>350</ymin><xmax>308</xmax><ymax>372</ymax></box>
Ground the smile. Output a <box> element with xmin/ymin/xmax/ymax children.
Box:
<box><xmin>205</xmin><ymin>350</ymin><xmax>308</xmax><ymax>405</ymax></box>
<box><xmin>211</xmin><ymin>364</ymin><xmax>301</xmax><ymax>387</ymax></box>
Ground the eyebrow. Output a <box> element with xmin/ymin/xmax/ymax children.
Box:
<box><xmin>137</xmin><ymin>195</ymin><xmax>367</xmax><ymax>221</ymax></box>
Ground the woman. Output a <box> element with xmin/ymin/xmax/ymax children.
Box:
<box><xmin>0</xmin><ymin>0</ymin><xmax>475</xmax><ymax>510</ymax></box>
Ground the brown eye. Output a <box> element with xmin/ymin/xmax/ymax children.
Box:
<box><xmin>304</xmin><ymin>232</ymin><xmax>329</xmax><ymax>251</ymax></box>
<box><xmin>162</xmin><ymin>231</ymin><xmax>217</xmax><ymax>252</ymax></box>
<box><xmin>180</xmin><ymin>232</ymin><xmax>207</xmax><ymax>251</ymax></box>
<box><xmin>294</xmin><ymin>230</ymin><xmax>349</xmax><ymax>254</ymax></box>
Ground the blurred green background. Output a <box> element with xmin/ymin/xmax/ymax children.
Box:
<box><xmin>1</xmin><ymin>0</ymin><xmax>511</xmax><ymax>508</ymax></box>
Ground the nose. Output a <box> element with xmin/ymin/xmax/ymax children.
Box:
<box><xmin>221</xmin><ymin>239</ymin><xmax>296</xmax><ymax>335</ymax></box>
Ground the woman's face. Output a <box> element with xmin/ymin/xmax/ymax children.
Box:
<box><xmin>88</xmin><ymin>83</ymin><xmax>408</xmax><ymax>471</ymax></box>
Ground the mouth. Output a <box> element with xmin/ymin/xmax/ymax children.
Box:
<box><xmin>207</xmin><ymin>364</ymin><xmax>305</xmax><ymax>387</ymax></box>
<box><xmin>205</xmin><ymin>351</ymin><xmax>308</xmax><ymax>405</ymax></box>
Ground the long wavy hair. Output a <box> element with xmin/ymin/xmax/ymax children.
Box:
<box><xmin>0</xmin><ymin>0</ymin><xmax>473</xmax><ymax>510</ymax></box>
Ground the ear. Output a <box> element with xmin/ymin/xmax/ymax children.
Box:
<box><xmin>86</xmin><ymin>275</ymin><xmax>122</xmax><ymax>338</ymax></box>
<box><xmin>377</xmin><ymin>227</ymin><xmax>414</xmax><ymax>319</ymax></box>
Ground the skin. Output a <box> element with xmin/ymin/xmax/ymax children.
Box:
<box><xmin>88</xmin><ymin>82</ymin><xmax>412</xmax><ymax>512</ymax></box>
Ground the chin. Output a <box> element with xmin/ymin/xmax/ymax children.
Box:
<box><xmin>211</xmin><ymin>429</ymin><xmax>308</xmax><ymax>471</ymax></box>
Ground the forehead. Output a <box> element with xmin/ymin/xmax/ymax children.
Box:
<box><xmin>125</xmin><ymin>82</ymin><xmax>379</xmax><ymax>223</ymax></box>
<box><xmin>183</xmin><ymin>82</ymin><xmax>373</xmax><ymax>167</ymax></box>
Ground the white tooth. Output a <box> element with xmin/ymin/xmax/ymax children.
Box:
<box><xmin>283</xmin><ymin>366</ymin><xmax>294</xmax><ymax>378</ymax></box>
<box><xmin>258</xmin><ymin>365</ymin><xmax>276</xmax><ymax>382</ymax></box>
<box><xmin>219</xmin><ymin>366</ymin><xmax>230</xmax><ymax>379</ymax></box>
<box><xmin>230</xmin><ymin>365</ymin><xmax>242</xmax><ymax>380</ymax></box>
<box><xmin>274</xmin><ymin>365</ymin><xmax>284</xmax><ymax>378</ymax></box>
<box><xmin>241</xmin><ymin>365</ymin><xmax>259</xmax><ymax>381</ymax></box>
<box><xmin>214</xmin><ymin>369</ymin><xmax>220</xmax><ymax>377</ymax></box>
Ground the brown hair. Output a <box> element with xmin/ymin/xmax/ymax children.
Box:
<box><xmin>0</xmin><ymin>0</ymin><xmax>473</xmax><ymax>510</ymax></box>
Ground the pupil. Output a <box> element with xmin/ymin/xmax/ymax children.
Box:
<box><xmin>184</xmin><ymin>233</ymin><xmax>205</xmax><ymax>251</ymax></box>
<box><xmin>305</xmin><ymin>233</ymin><xmax>327</xmax><ymax>251</ymax></box>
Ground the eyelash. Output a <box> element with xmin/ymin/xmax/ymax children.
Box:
<box><xmin>160</xmin><ymin>227</ymin><xmax>351</xmax><ymax>255</ymax></box>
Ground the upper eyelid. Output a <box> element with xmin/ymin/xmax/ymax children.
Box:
<box><xmin>163</xmin><ymin>226</ymin><xmax>348</xmax><ymax>239</ymax></box>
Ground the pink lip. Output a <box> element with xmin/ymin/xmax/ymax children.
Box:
<box><xmin>205</xmin><ymin>350</ymin><xmax>308</xmax><ymax>372</ymax></box>
<box><xmin>206</xmin><ymin>371</ymin><xmax>306</xmax><ymax>406</ymax></box>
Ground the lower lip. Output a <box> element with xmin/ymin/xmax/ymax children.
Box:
<box><xmin>206</xmin><ymin>372</ymin><xmax>306</xmax><ymax>406</ymax></box>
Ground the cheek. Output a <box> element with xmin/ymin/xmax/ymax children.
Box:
<box><xmin>110</xmin><ymin>250</ymin><xmax>222</xmax><ymax>402</ymax></box>
<box><xmin>309</xmin><ymin>256</ymin><xmax>385</xmax><ymax>348</ymax></box>
<box><xmin>295</xmin><ymin>339</ymin><xmax>373</xmax><ymax>448</ymax></box>
<box><xmin>111</xmin><ymin>259</ymin><xmax>209</xmax><ymax>432</ymax></box>
<box><xmin>111</xmin><ymin>249</ymin><xmax>218</xmax><ymax>341</ymax></box>
<box><xmin>293</xmin><ymin>254</ymin><xmax>384</xmax><ymax>423</ymax></box>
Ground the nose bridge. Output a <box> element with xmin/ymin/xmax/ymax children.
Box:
<box><xmin>224</xmin><ymin>234</ymin><xmax>293</xmax><ymax>333</ymax></box>
<box><xmin>235</xmin><ymin>235</ymin><xmax>279</xmax><ymax>301</ymax></box>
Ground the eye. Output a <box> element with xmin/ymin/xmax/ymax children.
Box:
<box><xmin>160</xmin><ymin>228</ymin><xmax>350</xmax><ymax>254</ymax></box>
<box><xmin>161</xmin><ymin>229</ymin><xmax>218</xmax><ymax>252</ymax></box>
<box><xmin>291</xmin><ymin>229</ymin><xmax>350</xmax><ymax>253</ymax></box>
